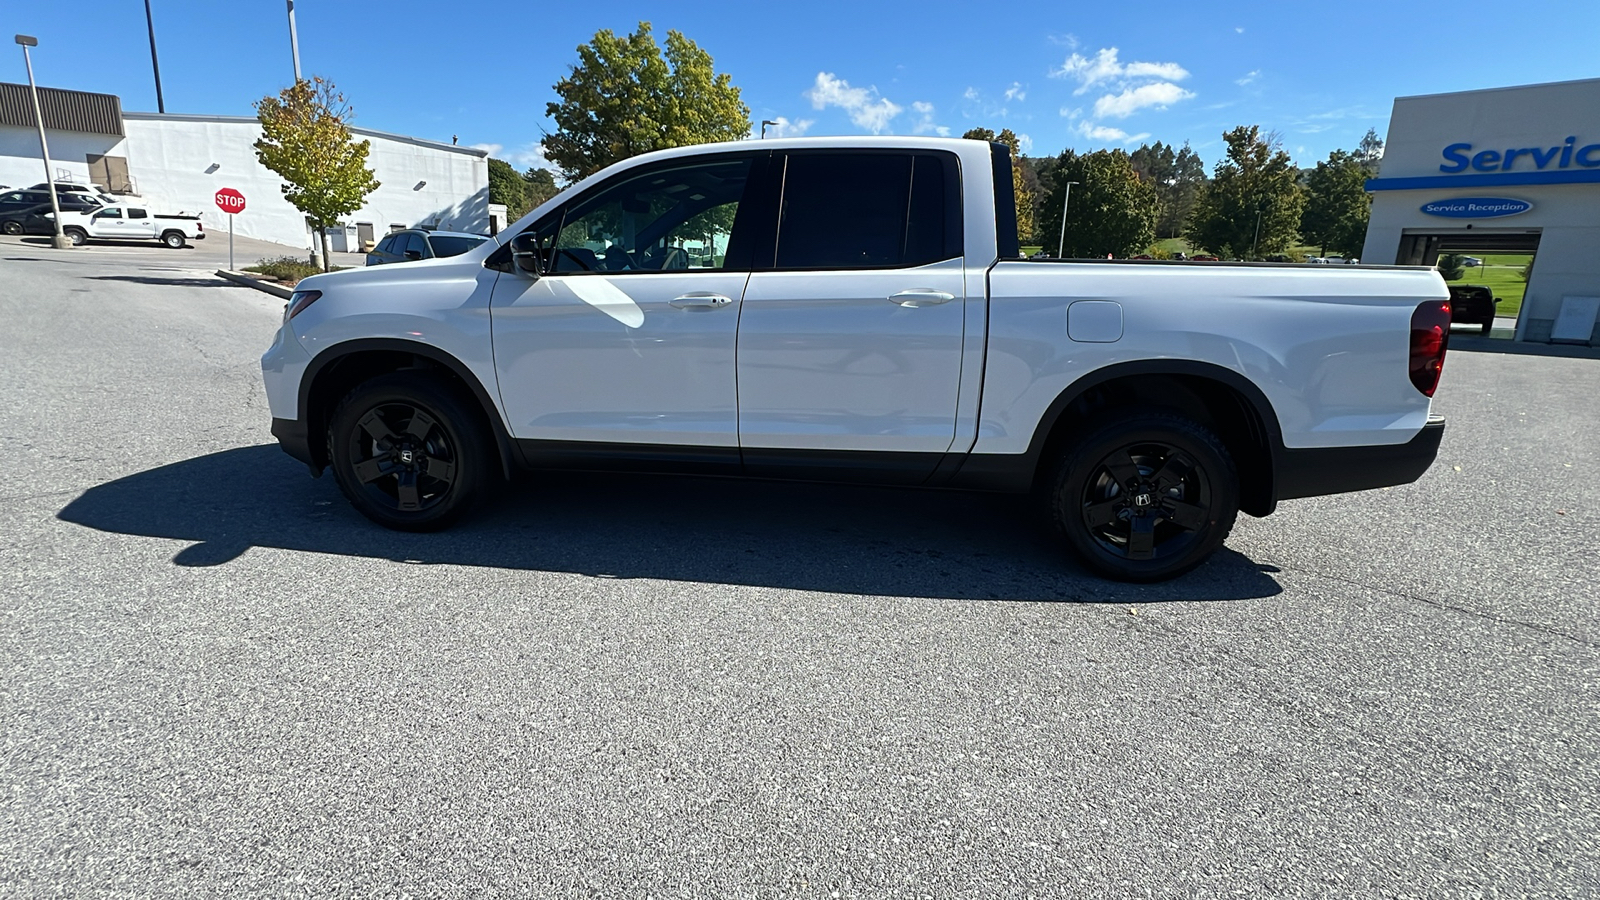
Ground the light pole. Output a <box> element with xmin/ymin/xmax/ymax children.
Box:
<box><xmin>143</xmin><ymin>0</ymin><xmax>165</xmax><ymax>113</ymax></box>
<box><xmin>15</xmin><ymin>35</ymin><xmax>72</xmax><ymax>250</ymax></box>
<box><xmin>287</xmin><ymin>0</ymin><xmax>302</xmax><ymax>81</ymax></box>
<box><xmin>1055</xmin><ymin>181</ymin><xmax>1080</xmax><ymax>258</ymax></box>
<box><xmin>760</xmin><ymin>119</ymin><xmax>777</xmax><ymax>139</ymax></box>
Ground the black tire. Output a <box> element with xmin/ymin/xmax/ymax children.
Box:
<box><xmin>1</xmin><ymin>221</ymin><xmax>22</xmax><ymax>236</ymax></box>
<box><xmin>325</xmin><ymin>372</ymin><xmax>495</xmax><ymax>531</ymax></box>
<box><xmin>64</xmin><ymin>227</ymin><xmax>86</xmax><ymax>246</ymax></box>
<box><xmin>1048</xmin><ymin>411</ymin><xmax>1240</xmax><ymax>582</ymax></box>
<box><xmin>161</xmin><ymin>230</ymin><xmax>185</xmax><ymax>249</ymax></box>
<box><xmin>1480</xmin><ymin>321</ymin><xmax>1493</xmax><ymax>336</ymax></box>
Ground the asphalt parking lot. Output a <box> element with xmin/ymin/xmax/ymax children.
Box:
<box><xmin>2</xmin><ymin>238</ymin><xmax>1596</xmax><ymax>897</ymax></box>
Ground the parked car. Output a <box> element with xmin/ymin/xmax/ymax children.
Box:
<box><xmin>263</xmin><ymin>136</ymin><xmax>1451</xmax><ymax>583</ymax></box>
<box><xmin>1461</xmin><ymin>256</ymin><xmax>1484</xmax><ymax>267</ymax></box>
<box><xmin>0</xmin><ymin>187</ymin><xmax>106</xmax><ymax>218</ymax></box>
<box><xmin>366</xmin><ymin>229</ymin><xmax>489</xmax><ymax>266</ymax></box>
<box><xmin>52</xmin><ymin>205</ymin><xmax>204</xmax><ymax>248</ymax></box>
<box><xmin>0</xmin><ymin>197</ymin><xmax>106</xmax><ymax>234</ymax></box>
<box><xmin>1447</xmin><ymin>284</ymin><xmax>1498</xmax><ymax>335</ymax></box>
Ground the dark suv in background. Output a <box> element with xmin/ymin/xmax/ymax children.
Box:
<box><xmin>0</xmin><ymin>187</ymin><xmax>107</xmax><ymax>219</ymax></box>
<box><xmin>1447</xmin><ymin>284</ymin><xmax>1499</xmax><ymax>335</ymax></box>
<box><xmin>366</xmin><ymin>229</ymin><xmax>489</xmax><ymax>266</ymax></box>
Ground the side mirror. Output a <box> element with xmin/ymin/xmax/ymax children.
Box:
<box><xmin>510</xmin><ymin>232</ymin><xmax>544</xmax><ymax>277</ymax></box>
<box><xmin>403</xmin><ymin>249</ymin><xmax>422</xmax><ymax>261</ymax></box>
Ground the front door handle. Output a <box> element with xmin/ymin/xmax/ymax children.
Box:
<box><xmin>669</xmin><ymin>292</ymin><xmax>734</xmax><ymax>310</ymax></box>
<box><xmin>887</xmin><ymin>289</ymin><xmax>955</xmax><ymax>308</ymax></box>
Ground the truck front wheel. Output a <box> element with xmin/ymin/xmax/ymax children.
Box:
<box><xmin>64</xmin><ymin>227</ymin><xmax>87</xmax><ymax>246</ymax></box>
<box><xmin>161</xmin><ymin>230</ymin><xmax>186</xmax><ymax>249</ymax></box>
<box><xmin>325</xmin><ymin>373</ymin><xmax>494</xmax><ymax>532</ymax></box>
<box><xmin>1048</xmin><ymin>412</ymin><xmax>1239</xmax><ymax>582</ymax></box>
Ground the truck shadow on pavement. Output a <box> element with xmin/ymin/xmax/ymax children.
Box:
<box><xmin>57</xmin><ymin>444</ymin><xmax>1284</xmax><ymax>604</ymax></box>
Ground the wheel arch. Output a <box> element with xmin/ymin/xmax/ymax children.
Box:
<box><xmin>955</xmin><ymin>360</ymin><xmax>1285</xmax><ymax>517</ymax></box>
<box><xmin>298</xmin><ymin>339</ymin><xmax>515</xmax><ymax>479</ymax></box>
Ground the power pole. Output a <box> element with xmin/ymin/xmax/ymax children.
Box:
<box><xmin>144</xmin><ymin>1</ymin><xmax>165</xmax><ymax>113</ymax></box>
<box><xmin>287</xmin><ymin>0</ymin><xmax>302</xmax><ymax>82</ymax></box>
<box><xmin>1056</xmin><ymin>181</ymin><xmax>1079</xmax><ymax>258</ymax></box>
<box><xmin>15</xmin><ymin>35</ymin><xmax>72</xmax><ymax>249</ymax></box>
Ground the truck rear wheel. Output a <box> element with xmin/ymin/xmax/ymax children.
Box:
<box><xmin>325</xmin><ymin>373</ymin><xmax>496</xmax><ymax>532</ymax></box>
<box><xmin>161</xmin><ymin>230</ymin><xmax>186</xmax><ymax>249</ymax></box>
<box><xmin>1048</xmin><ymin>412</ymin><xmax>1239</xmax><ymax>582</ymax></box>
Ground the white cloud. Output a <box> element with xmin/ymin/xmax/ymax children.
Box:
<box><xmin>1093</xmin><ymin>82</ymin><xmax>1195</xmax><ymax>119</ymax></box>
<box><xmin>1050</xmin><ymin>47</ymin><xmax>1190</xmax><ymax>95</ymax></box>
<box><xmin>963</xmin><ymin>86</ymin><xmax>980</xmax><ymax>101</ymax></box>
<box><xmin>1235</xmin><ymin>26</ymin><xmax>1245</xmax><ymax>33</ymax></box>
<box><xmin>1075</xmin><ymin>121</ymin><xmax>1149</xmax><ymax>144</ymax></box>
<box><xmin>1236</xmin><ymin>70</ymin><xmax>1260</xmax><ymax>87</ymax></box>
<box><xmin>1004</xmin><ymin>82</ymin><xmax>1026</xmax><ymax>102</ymax></box>
<box><xmin>805</xmin><ymin>72</ymin><xmax>903</xmax><ymax>134</ymax></box>
<box><xmin>1059</xmin><ymin>106</ymin><xmax>1083</xmax><ymax>119</ymax></box>
<box><xmin>1049</xmin><ymin>33</ymin><xmax>1080</xmax><ymax>49</ymax></box>
<box><xmin>762</xmin><ymin>116</ymin><xmax>814</xmax><ymax>137</ymax></box>
<box><xmin>506</xmin><ymin>143</ymin><xmax>554</xmax><ymax>171</ymax></box>
<box><xmin>909</xmin><ymin>101</ymin><xmax>949</xmax><ymax>136</ymax></box>
<box><xmin>469</xmin><ymin>142</ymin><xmax>503</xmax><ymax>156</ymax></box>
<box><xmin>1014</xmin><ymin>132</ymin><xmax>1033</xmax><ymax>153</ymax></box>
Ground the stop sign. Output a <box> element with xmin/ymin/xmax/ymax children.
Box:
<box><xmin>215</xmin><ymin>188</ymin><xmax>246</xmax><ymax>214</ymax></box>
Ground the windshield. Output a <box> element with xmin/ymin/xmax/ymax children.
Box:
<box><xmin>428</xmin><ymin>235</ymin><xmax>487</xmax><ymax>258</ymax></box>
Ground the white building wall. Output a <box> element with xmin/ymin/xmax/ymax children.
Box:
<box><xmin>120</xmin><ymin>114</ymin><xmax>488</xmax><ymax>252</ymax></box>
<box><xmin>3</xmin><ymin>113</ymin><xmax>488</xmax><ymax>253</ymax></box>
<box><xmin>0</xmin><ymin>125</ymin><xmax>126</xmax><ymax>191</ymax></box>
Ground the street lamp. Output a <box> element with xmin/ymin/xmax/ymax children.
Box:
<box><xmin>287</xmin><ymin>0</ymin><xmax>303</xmax><ymax>81</ymax></box>
<box><xmin>14</xmin><ymin>34</ymin><xmax>72</xmax><ymax>250</ymax></box>
<box><xmin>1056</xmin><ymin>180</ymin><xmax>1080</xmax><ymax>258</ymax></box>
<box><xmin>760</xmin><ymin>119</ymin><xmax>778</xmax><ymax>139</ymax></box>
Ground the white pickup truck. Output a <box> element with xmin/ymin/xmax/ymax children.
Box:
<box><xmin>261</xmin><ymin>137</ymin><xmax>1451</xmax><ymax>581</ymax></box>
<box><xmin>55</xmin><ymin>204</ymin><xmax>204</xmax><ymax>248</ymax></box>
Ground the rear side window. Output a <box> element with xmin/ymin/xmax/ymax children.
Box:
<box><xmin>775</xmin><ymin>152</ymin><xmax>959</xmax><ymax>269</ymax></box>
<box><xmin>128</xmin><ymin>208</ymin><xmax>147</xmax><ymax>218</ymax></box>
<box><xmin>373</xmin><ymin>235</ymin><xmax>396</xmax><ymax>254</ymax></box>
<box><xmin>428</xmin><ymin>235</ymin><xmax>487</xmax><ymax>258</ymax></box>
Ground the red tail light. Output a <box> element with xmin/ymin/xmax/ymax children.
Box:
<box><xmin>1409</xmin><ymin>300</ymin><xmax>1451</xmax><ymax>396</ymax></box>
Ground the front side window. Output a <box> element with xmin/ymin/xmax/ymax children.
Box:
<box><xmin>96</xmin><ymin>208</ymin><xmax>122</xmax><ymax>219</ymax></box>
<box><xmin>547</xmin><ymin>157</ymin><xmax>753</xmax><ymax>274</ymax></box>
<box><xmin>775</xmin><ymin>152</ymin><xmax>958</xmax><ymax>270</ymax></box>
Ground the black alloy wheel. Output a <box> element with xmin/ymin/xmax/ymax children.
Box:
<box><xmin>326</xmin><ymin>373</ymin><xmax>492</xmax><ymax>531</ymax></box>
<box><xmin>1</xmin><ymin>220</ymin><xmax>22</xmax><ymax>235</ymax></box>
<box><xmin>1051</xmin><ymin>412</ymin><xmax>1239</xmax><ymax>582</ymax></box>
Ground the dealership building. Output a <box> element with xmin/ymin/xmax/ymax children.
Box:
<box><xmin>1363</xmin><ymin>77</ymin><xmax>1600</xmax><ymax>345</ymax></box>
<box><xmin>0</xmin><ymin>82</ymin><xmax>489</xmax><ymax>252</ymax></box>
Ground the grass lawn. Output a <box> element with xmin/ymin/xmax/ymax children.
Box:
<box><xmin>1445</xmin><ymin>253</ymin><xmax>1530</xmax><ymax>321</ymax></box>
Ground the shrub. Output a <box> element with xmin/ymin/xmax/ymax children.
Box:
<box><xmin>1436</xmin><ymin>253</ymin><xmax>1466</xmax><ymax>281</ymax></box>
<box><xmin>244</xmin><ymin>256</ymin><xmax>340</xmax><ymax>285</ymax></box>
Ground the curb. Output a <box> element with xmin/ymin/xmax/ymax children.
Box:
<box><xmin>215</xmin><ymin>269</ymin><xmax>293</xmax><ymax>299</ymax></box>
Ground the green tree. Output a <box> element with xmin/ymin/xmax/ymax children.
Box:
<box><xmin>1036</xmin><ymin>149</ymin><xmax>1159</xmax><ymax>258</ymax></box>
<box><xmin>523</xmin><ymin>167</ymin><xmax>560</xmax><ymax>209</ymax></box>
<box><xmin>254</xmin><ymin>77</ymin><xmax>380</xmax><ymax>271</ymax></box>
<box><xmin>1130</xmin><ymin>141</ymin><xmax>1206</xmax><ymax>239</ymax></box>
<box><xmin>1301</xmin><ymin>149</ymin><xmax>1371</xmax><ymax>258</ymax></box>
<box><xmin>1437</xmin><ymin>253</ymin><xmax>1467</xmax><ymax>281</ymax></box>
<box><xmin>488</xmin><ymin>158</ymin><xmax>530</xmax><ymax>219</ymax></box>
<box><xmin>1357</xmin><ymin>127</ymin><xmax>1384</xmax><ymax>175</ymax></box>
<box><xmin>1186</xmin><ymin>126</ymin><xmax>1305</xmax><ymax>259</ymax></box>
<box><xmin>542</xmin><ymin>22</ymin><xmax>750</xmax><ymax>182</ymax></box>
<box><xmin>963</xmin><ymin>127</ymin><xmax>1036</xmax><ymax>242</ymax></box>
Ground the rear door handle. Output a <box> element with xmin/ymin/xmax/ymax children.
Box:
<box><xmin>669</xmin><ymin>292</ymin><xmax>734</xmax><ymax>310</ymax></box>
<box><xmin>887</xmin><ymin>289</ymin><xmax>955</xmax><ymax>308</ymax></box>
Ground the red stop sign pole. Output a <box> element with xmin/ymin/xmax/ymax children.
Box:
<box><xmin>215</xmin><ymin>188</ymin><xmax>246</xmax><ymax>269</ymax></box>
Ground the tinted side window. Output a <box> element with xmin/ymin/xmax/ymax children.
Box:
<box><xmin>373</xmin><ymin>235</ymin><xmax>396</xmax><ymax>254</ymax></box>
<box><xmin>775</xmin><ymin>153</ymin><xmax>958</xmax><ymax>270</ymax></box>
<box><xmin>128</xmin><ymin>208</ymin><xmax>147</xmax><ymax>218</ymax></box>
<box><xmin>97</xmin><ymin>208</ymin><xmax>122</xmax><ymax>218</ymax></box>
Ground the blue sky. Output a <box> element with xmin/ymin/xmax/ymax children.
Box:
<box><xmin>8</xmin><ymin>1</ymin><xmax>1598</xmax><ymax>175</ymax></box>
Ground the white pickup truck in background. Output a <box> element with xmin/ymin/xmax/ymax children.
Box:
<box><xmin>260</xmin><ymin>136</ymin><xmax>1452</xmax><ymax>581</ymax></box>
<box><xmin>54</xmin><ymin>204</ymin><xmax>204</xmax><ymax>248</ymax></box>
